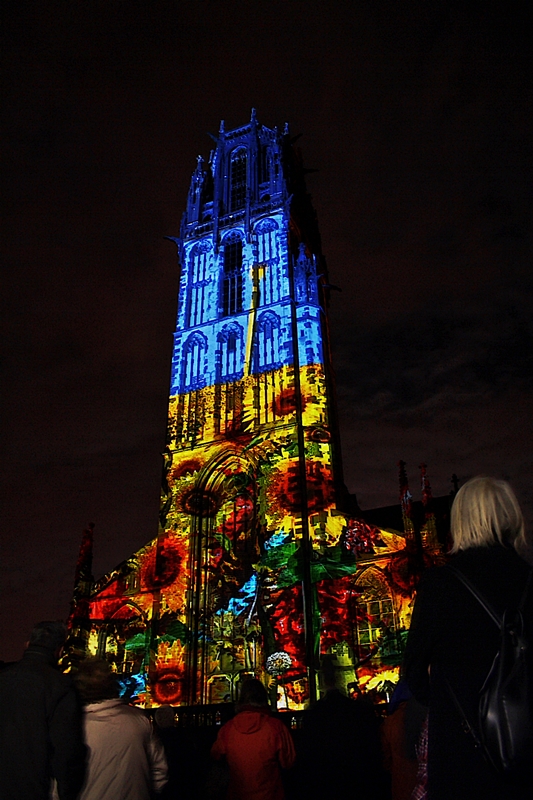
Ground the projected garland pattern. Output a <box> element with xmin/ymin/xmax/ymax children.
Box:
<box><xmin>82</xmin><ymin>116</ymin><xmax>440</xmax><ymax>708</ymax></box>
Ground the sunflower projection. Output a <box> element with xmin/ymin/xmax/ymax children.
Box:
<box><xmin>70</xmin><ymin>113</ymin><xmax>443</xmax><ymax>710</ymax></box>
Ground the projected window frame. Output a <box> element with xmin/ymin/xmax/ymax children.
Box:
<box><xmin>222</xmin><ymin>233</ymin><xmax>244</xmax><ymax>317</ymax></box>
<box><xmin>255</xmin><ymin>218</ymin><xmax>280</xmax><ymax>306</ymax></box>
<box><xmin>216</xmin><ymin>322</ymin><xmax>244</xmax><ymax>383</ymax></box>
<box><xmin>354</xmin><ymin>568</ymin><xmax>399</xmax><ymax>658</ymax></box>
<box><xmin>229</xmin><ymin>147</ymin><xmax>247</xmax><ymax>212</ymax></box>
<box><xmin>254</xmin><ymin>310</ymin><xmax>281</xmax><ymax>373</ymax></box>
<box><xmin>182</xmin><ymin>331</ymin><xmax>208</xmax><ymax>392</ymax></box>
<box><xmin>187</xmin><ymin>242</ymin><xmax>211</xmax><ymax>328</ymax></box>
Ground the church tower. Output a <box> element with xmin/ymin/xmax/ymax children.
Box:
<box><xmin>157</xmin><ymin>111</ymin><xmax>343</xmax><ymax>706</ymax></box>
<box><xmin>77</xmin><ymin>114</ymin><xmax>430</xmax><ymax>711</ymax></box>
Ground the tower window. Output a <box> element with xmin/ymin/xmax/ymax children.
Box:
<box><xmin>217</xmin><ymin>323</ymin><xmax>243</xmax><ymax>382</ymax></box>
<box><xmin>255</xmin><ymin>311</ymin><xmax>281</xmax><ymax>372</ymax></box>
<box><xmin>187</xmin><ymin>242</ymin><xmax>211</xmax><ymax>327</ymax></box>
<box><xmin>230</xmin><ymin>148</ymin><xmax>247</xmax><ymax>211</ymax></box>
<box><xmin>256</xmin><ymin>218</ymin><xmax>278</xmax><ymax>264</ymax></box>
<box><xmin>182</xmin><ymin>332</ymin><xmax>208</xmax><ymax>391</ymax></box>
<box><xmin>255</xmin><ymin>219</ymin><xmax>280</xmax><ymax>306</ymax></box>
<box><xmin>222</xmin><ymin>234</ymin><xmax>243</xmax><ymax>316</ymax></box>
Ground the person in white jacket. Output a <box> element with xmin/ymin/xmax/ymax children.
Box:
<box><xmin>73</xmin><ymin>657</ymin><xmax>168</xmax><ymax>800</ymax></box>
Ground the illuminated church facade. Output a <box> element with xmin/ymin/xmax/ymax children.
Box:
<box><xmin>67</xmin><ymin>113</ymin><xmax>444</xmax><ymax>710</ymax></box>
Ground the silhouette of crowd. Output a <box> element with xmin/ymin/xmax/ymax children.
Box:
<box><xmin>1</xmin><ymin>476</ymin><xmax>531</xmax><ymax>800</ymax></box>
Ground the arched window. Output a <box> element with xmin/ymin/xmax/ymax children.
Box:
<box><xmin>187</xmin><ymin>241</ymin><xmax>211</xmax><ymax>327</ymax></box>
<box><xmin>256</xmin><ymin>218</ymin><xmax>278</xmax><ymax>264</ymax></box>
<box><xmin>255</xmin><ymin>219</ymin><xmax>280</xmax><ymax>305</ymax></box>
<box><xmin>182</xmin><ymin>331</ymin><xmax>208</xmax><ymax>391</ymax></box>
<box><xmin>230</xmin><ymin>148</ymin><xmax>247</xmax><ymax>211</ymax></box>
<box><xmin>255</xmin><ymin>311</ymin><xmax>281</xmax><ymax>372</ymax></box>
<box><xmin>354</xmin><ymin>568</ymin><xmax>399</xmax><ymax>659</ymax></box>
<box><xmin>222</xmin><ymin>232</ymin><xmax>243</xmax><ymax>316</ymax></box>
<box><xmin>217</xmin><ymin>323</ymin><xmax>243</xmax><ymax>382</ymax></box>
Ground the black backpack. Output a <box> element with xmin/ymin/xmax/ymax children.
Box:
<box><xmin>444</xmin><ymin>564</ymin><xmax>533</xmax><ymax>778</ymax></box>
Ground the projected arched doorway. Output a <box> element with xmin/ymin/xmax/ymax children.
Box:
<box><xmin>183</xmin><ymin>447</ymin><xmax>261</xmax><ymax>705</ymax></box>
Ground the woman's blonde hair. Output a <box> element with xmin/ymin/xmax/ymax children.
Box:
<box><xmin>450</xmin><ymin>476</ymin><xmax>526</xmax><ymax>554</ymax></box>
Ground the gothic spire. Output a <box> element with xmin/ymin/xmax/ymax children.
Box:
<box><xmin>398</xmin><ymin>460</ymin><xmax>414</xmax><ymax>535</ymax></box>
<box><xmin>419</xmin><ymin>462</ymin><xmax>433</xmax><ymax>514</ymax></box>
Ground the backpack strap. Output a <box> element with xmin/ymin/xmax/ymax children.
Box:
<box><xmin>442</xmin><ymin>673</ymin><xmax>483</xmax><ymax>749</ymax></box>
<box><xmin>445</xmin><ymin>563</ymin><xmax>533</xmax><ymax>628</ymax></box>
<box><xmin>445</xmin><ymin>564</ymin><xmax>501</xmax><ymax>627</ymax></box>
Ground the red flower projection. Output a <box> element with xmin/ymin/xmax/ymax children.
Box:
<box><xmin>209</xmin><ymin>544</ymin><xmax>224</xmax><ymax>570</ymax></box>
<box><xmin>342</xmin><ymin>519</ymin><xmax>385</xmax><ymax>556</ymax></box>
<box><xmin>285</xmin><ymin>680</ymin><xmax>308</xmax><ymax>705</ymax></box>
<box><xmin>277</xmin><ymin>388</ymin><xmax>302</xmax><ymax>417</ymax></box>
<box><xmin>90</xmin><ymin>579</ymin><xmax>128</xmax><ymax>621</ymax></box>
<box><xmin>269</xmin><ymin>586</ymin><xmax>306</xmax><ymax>676</ymax></box>
<box><xmin>171</xmin><ymin>458</ymin><xmax>203</xmax><ymax>479</ymax></box>
<box><xmin>317</xmin><ymin>577</ymin><xmax>365</xmax><ymax>653</ymax></box>
<box><xmin>142</xmin><ymin>536</ymin><xmax>184</xmax><ymax>591</ymax></box>
<box><xmin>220</xmin><ymin>496</ymin><xmax>255</xmax><ymax>540</ymax></box>
<box><xmin>308</xmin><ymin>427</ymin><xmax>331</xmax><ymax>443</ymax></box>
<box><xmin>267</xmin><ymin>460</ymin><xmax>334</xmax><ymax>515</ymax></box>
<box><xmin>387</xmin><ymin>550</ymin><xmax>435</xmax><ymax>596</ymax></box>
<box><xmin>176</xmin><ymin>485</ymin><xmax>221</xmax><ymax>517</ymax></box>
<box><xmin>151</xmin><ymin>669</ymin><xmax>183</xmax><ymax>705</ymax></box>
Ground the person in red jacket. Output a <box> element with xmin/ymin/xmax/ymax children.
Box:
<box><xmin>211</xmin><ymin>678</ymin><xmax>295</xmax><ymax>800</ymax></box>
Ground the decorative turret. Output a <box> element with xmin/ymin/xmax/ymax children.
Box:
<box><xmin>62</xmin><ymin>523</ymin><xmax>95</xmax><ymax>670</ymax></box>
<box><xmin>419</xmin><ymin>463</ymin><xmax>439</xmax><ymax>551</ymax></box>
<box><xmin>181</xmin><ymin>112</ymin><xmax>290</xmax><ymax>244</ymax></box>
<box><xmin>398</xmin><ymin>460</ymin><xmax>414</xmax><ymax>538</ymax></box>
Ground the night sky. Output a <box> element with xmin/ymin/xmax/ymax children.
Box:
<box><xmin>2</xmin><ymin>1</ymin><xmax>532</xmax><ymax>661</ymax></box>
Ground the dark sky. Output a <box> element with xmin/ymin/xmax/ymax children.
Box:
<box><xmin>2</xmin><ymin>0</ymin><xmax>532</xmax><ymax>661</ymax></box>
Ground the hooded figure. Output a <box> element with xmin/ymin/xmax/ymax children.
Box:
<box><xmin>71</xmin><ymin>658</ymin><xmax>168</xmax><ymax>800</ymax></box>
<box><xmin>211</xmin><ymin>679</ymin><xmax>295</xmax><ymax>800</ymax></box>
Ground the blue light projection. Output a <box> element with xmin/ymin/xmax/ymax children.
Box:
<box><xmin>170</xmin><ymin>203</ymin><xmax>324</xmax><ymax>394</ymax></box>
<box><xmin>264</xmin><ymin>531</ymin><xmax>291</xmax><ymax>550</ymax></box>
<box><xmin>216</xmin><ymin>574</ymin><xmax>258</xmax><ymax>618</ymax></box>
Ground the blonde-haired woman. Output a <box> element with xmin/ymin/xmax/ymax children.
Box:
<box><xmin>404</xmin><ymin>476</ymin><xmax>532</xmax><ymax>800</ymax></box>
